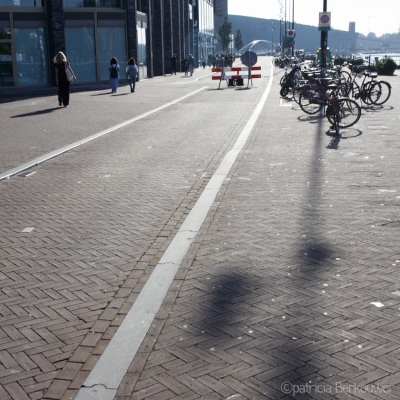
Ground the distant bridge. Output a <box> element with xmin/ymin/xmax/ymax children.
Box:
<box><xmin>238</xmin><ymin>40</ymin><xmax>278</xmax><ymax>55</ymax></box>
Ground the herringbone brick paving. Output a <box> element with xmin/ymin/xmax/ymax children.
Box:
<box><xmin>1</xmin><ymin>72</ymin><xmax>260</xmax><ymax>400</ymax></box>
<box><xmin>1</xmin><ymin>64</ymin><xmax>399</xmax><ymax>399</ymax></box>
<box><xmin>114</xmin><ymin>73</ymin><xmax>400</xmax><ymax>399</ymax></box>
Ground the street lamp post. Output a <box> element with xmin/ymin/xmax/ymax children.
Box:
<box><xmin>272</xmin><ymin>28</ymin><xmax>274</xmax><ymax>55</ymax></box>
<box><xmin>292</xmin><ymin>0</ymin><xmax>295</xmax><ymax>56</ymax></box>
<box><xmin>320</xmin><ymin>0</ymin><xmax>328</xmax><ymax>69</ymax></box>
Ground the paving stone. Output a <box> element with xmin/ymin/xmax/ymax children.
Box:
<box><xmin>1</xmin><ymin>64</ymin><xmax>400</xmax><ymax>400</ymax></box>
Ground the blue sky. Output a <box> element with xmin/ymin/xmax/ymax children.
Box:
<box><xmin>228</xmin><ymin>0</ymin><xmax>400</xmax><ymax>36</ymax></box>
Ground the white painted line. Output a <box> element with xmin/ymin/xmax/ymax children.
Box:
<box><xmin>76</xmin><ymin>62</ymin><xmax>274</xmax><ymax>400</ymax></box>
<box><xmin>0</xmin><ymin>87</ymin><xmax>208</xmax><ymax>181</ymax></box>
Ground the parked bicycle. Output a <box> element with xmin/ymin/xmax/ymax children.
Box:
<box><xmin>280</xmin><ymin>64</ymin><xmax>302</xmax><ymax>97</ymax></box>
<box><xmin>345</xmin><ymin>64</ymin><xmax>391</xmax><ymax>106</ymax></box>
<box><xmin>298</xmin><ymin>78</ymin><xmax>361</xmax><ymax>136</ymax></box>
<box><xmin>290</xmin><ymin>64</ymin><xmax>349</xmax><ymax>104</ymax></box>
<box><xmin>325</xmin><ymin>83</ymin><xmax>361</xmax><ymax>136</ymax></box>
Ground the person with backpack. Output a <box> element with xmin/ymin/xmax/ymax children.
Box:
<box><xmin>181</xmin><ymin>58</ymin><xmax>188</xmax><ymax>76</ymax></box>
<box><xmin>126</xmin><ymin>58</ymin><xmax>138</xmax><ymax>93</ymax></box>
<box><xmin>109</xmin><ymin>57</ymin><xmax>120</xmax><ymax>93</ymax></box>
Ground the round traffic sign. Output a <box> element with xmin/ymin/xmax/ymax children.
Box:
<box><xmin>241</xmin><ymin>51</ymin><xmax>257</xmax><ymax>67</ymax></box>
<box><xmin>320</xmin><ymin>14</ymin><xmax>330</xmax><ymax>24</ymax></box>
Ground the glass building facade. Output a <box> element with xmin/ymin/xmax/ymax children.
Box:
<box><xmin>194</xmin><ymin>0</ymin><xmax>214</xmax><ymax>64</ymax></box>
<box><xmin>0</xmin><ymin>0</ymin><xmax>201</xmax><ymax>88</ymax></box>
<box><xmin>1</xmin><ymin>10</ymin><xmax>49</xmax><ymax>86</ymax></box>
<box><xmin>0</xmin><ymin>0</ymin><xmax>131</xmax><ymax>87</ymax></box>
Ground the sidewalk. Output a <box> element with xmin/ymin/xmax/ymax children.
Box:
<box><xmin>108</xmin><ymin>73</ymin><xmax>400</xmax><ymax>399</ymax></box>
<box><xmin>1</xmin><ymin>61</ymin><xmax>400</xmax><ymax>400</ymax></box>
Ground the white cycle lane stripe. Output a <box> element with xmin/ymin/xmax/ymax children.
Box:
<box><xmin>76</xmin><ymin>63</ymin><xmax>274</xmax><ymax>400</ymax></box>
<box><xmin>0</xmin><ymin>87</ymin><xmax>208</xmax><ymax>181</ymax></box>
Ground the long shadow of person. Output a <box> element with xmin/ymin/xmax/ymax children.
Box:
<box><xmin>10</xmin><ymin>108</ymin><xmax>62</xmax><ymax>118</ymax></box>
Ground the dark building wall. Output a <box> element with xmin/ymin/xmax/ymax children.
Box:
<box><xmin>124</xmin><ymin>0</ymin><xmax>138</xmax><ymax>63</ymax></box>
<box><xmin>150</xmin><ymin>0</ymin><xmax>193</xmax><ymax>76</ymax></box>
<box><xmin>172</xmin><ymin>0</ymin><xmax>182</xmax><ymax>65</ymax></box>
<box><xmin>152</xmin><ymin>0</ymin><xmax>164</xmax><ymax>76</ymax></box>
<box><xmin>46</xmin><ymin>0</ymin><xmax>66</xmax><ymax>84</ymax></box>
<box><xmin>163</xmin><ymin>0</ymin><xmax>173</xmax><ymax>72</ymax></box>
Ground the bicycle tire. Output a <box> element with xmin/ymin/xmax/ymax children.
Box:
<box><xmin>280</xmin><ymin>86</ymin><xmax>290</xmax><ymax>97</ymax></box>
<box><xmin>369</xmin><ymin>81</ymin><xmax>391</xmax><ymax>105</ymax></box>
<box><xmin>292</xmin><ymin>85</ymin><xmax>302</xmax><ymax>104</ymax></box>
<box><xmin>339</xmin><ymin>70</ymin><xmax>351</xmax><ymax>84</ymax></box>
<box><xmin>326</xmin><ymin>104</ymin><xmax>340</xmax><ymax>135</ymax></box>
<box><xmin>362</xmin><ymin>81</ymin><xmax>375</xmax><ymax>105</ymax></box>
<box><xmin>299</xmin><ymin>90</ymin><xmax>323</xmax><ymax>115</ymax></box>
<box><xmin>326</xmin><ymin>98</ymin><xmax>361</xmax><ymax>128</ymax></box>
<box><xmin>346</xmin><ymin>80</ymin><xmax>359</xmax><ymax>101</ymax></box>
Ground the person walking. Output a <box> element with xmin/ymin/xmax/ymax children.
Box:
<box><xmin>181</xmin><ymin>57</ymin><xmax>188</xmax><ymax>76</ymax></box>
<box><xmin>170</xmin><ymin>54</ymin><xmax>177</xmax><ymax>75</ymax></box>
<box><xmin>201</xmin><ymin>54</ymin><xmax>206</xmax><ymax>69</ymax></box>
<box><xmin>211</xmin><ymin>54</ymin><xmax>217</xmax><ymax>69</ymax></box>
<box><xmin>54</xmin><ymin>51</ymin><xmax>75</xmax><ymax>107</ymax></box>
<box><xmin>188</xmin><ymin>54</ymin><xmax>195</xmax><ymax>76</ymax></box>
<box><xmin>126</xmin><ymin>58</ymin><xmax>138</xmax><ymax>93</ymax></box>
<box><xmin>109</xmin><ymin>57</ymin><xmax>120</xmax><ymax>93</ymax></box>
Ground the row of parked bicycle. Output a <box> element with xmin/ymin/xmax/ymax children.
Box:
<box><xmin>278</xmin><ymin>61</ymin><xmax>392</xmax><ymax>135</ymax></box>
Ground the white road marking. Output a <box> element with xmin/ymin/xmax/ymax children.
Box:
<box><xmin>0</xmin><ymin>87</ymin><xmax>208</xmax><ymax>181</ymax></box>
<box><xmin>75</xmin><ymin>63</ymin><xmax>274</xmax><ymax>400</ymax></box>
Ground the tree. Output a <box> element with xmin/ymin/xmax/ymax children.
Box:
<box><xmin>375</xmin><ymin>56</ymin><xmax>397</xmax><ymax>75</ymax></box>
<box><xmin>234</xmin><ymin>29</ymin><xmax>244</xmax><ymax>52</ymax></box>
<box><xmin>218</xmin><ymin>17</ymin><xmax>232</xmax><ymax>53</ymax></box>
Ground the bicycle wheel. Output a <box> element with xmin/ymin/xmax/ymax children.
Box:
<box><xmin>292</xmin><ymin>85</ymin><xmax>302</xmax><ymax>104</ymax></box>
<box><xmin>361</xmin><ymin>81</ymin><xmax>376</xmax><ymax>105</ymax></box>
<box><xmin>369</xmin><ymin>81</ymin><xmax>391</xmax><ymax>105</ymax></box>
<box><xmin>299</xmin><ymin>90</ymin><xmax>323</xmax><ymax>115</ymax></box>
<box><xmin>326</xmin><ymin>104</ymin><xmax>340</xmax><ymax>135</ymax></box>
<box><xmin>326</xmin><ymin>98</ymin><xmax>361</xmax><ymax>128</ymax></box>
<box><xmin>339</xmin><ymin>70</ymin><xmax>351</xmax><ymax>84</ymax></box>
<box><xmin>280</xmin><ymin>86</ymin><xmax>290</xmax><ymax>97</ymax></box>
<box><xmin>345</xmin><ymin>80</ymin><xmax>359</xmax><ymax>101</ymax></box>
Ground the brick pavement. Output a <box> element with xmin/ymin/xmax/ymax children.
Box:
<box><xmin>0</xmin><ymin>64</ymin><xmax>266</xmax><ymax>399</ymax></box>
<box><xmin>112</xmin><ymin>73</ymin><xmax>400</xmax><ymax>399</ymax></box>
<box><xmin>1</xmin><ymin>63</ymin><xmax>400</xmax><ymax>400</ymax></box>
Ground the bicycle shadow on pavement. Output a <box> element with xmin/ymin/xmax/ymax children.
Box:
<box><xmin>297</xmin><ymin>114</ymin><xmax>321</xmax><ymax>124</ymax></box>
<box><xmin>362</xmin><ymin>104</ymin><xmax>393</xmax><ymax>113</ymax></box>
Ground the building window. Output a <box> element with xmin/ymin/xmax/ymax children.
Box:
<box><xmin>0</xmin><ymin>0</ymin><xmax>45</xmax><ymax>7</ymax></box>
<box><xmin>98</xmin><ymin>20</ymin><xmax>126</xmax><ymax>80</ymax></box>
<box><xmin>64</xmin><ymin>12</ymin><xmax>126</xmax><ymax>83</ymax></box>
<box><xmin>136</xmin><ymin>11</ymin><xmax>147</xmax><ymax>79</ymax></box>
<box><xmin>62</xmin><ymin>0</ymin><xmax>121</xmax><ymax>8</ymax></box>
<box><xmin>0</xmin><ymin>14</ymin><xmax>13</xmax><ymax>86</ymax></box>
<box><xmin>13</xmin><ymin>14</ymin><xmax>48</xmax><ymax>86</ymax></box>
<box><xmin>65</xmin><ymin>15</ymin><xmax>96</xmax><ymax>82</ymax></box>
<box><xmin>65</xmin><ymin>28</ymin><xmax>96</xmax><ymax>82</ymax></box>
<box><xmin>97</xmin><ymin>13</ymin><xmax>126</xmax><ymax>80</ymax></box>
<box><xmin>0</xmin><ymin>42</ymin><xmax>13</xmax><ymax>86</ymax></box>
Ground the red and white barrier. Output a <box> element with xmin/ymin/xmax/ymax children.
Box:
<box><xmin>211</xmin><ymin>66</ymin><xmax>262</xmax><ymax>88</ymax></box>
